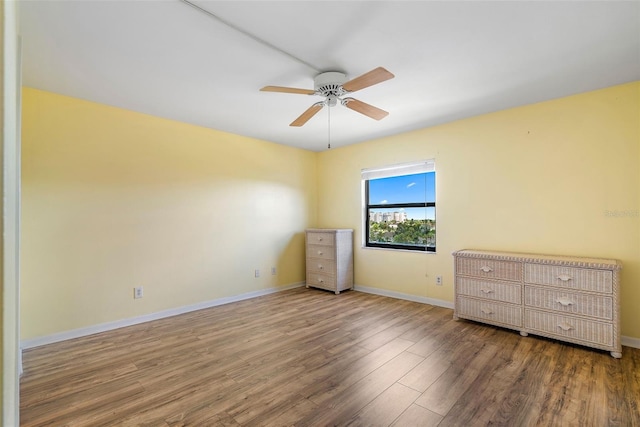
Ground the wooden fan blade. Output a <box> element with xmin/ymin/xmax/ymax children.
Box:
<box><xmin>260</xmin><ymin>86</ymin><xmax>316</xmax><ymax>95</ymax></box>
<box><xmin>342</xmin><ymin>67</ymin><xmax>394</xmax><ymax>93</ymax></box>
<box><xmin>290</xmin><ymin>103</ymin><xmax>324</xmax><ymax>127</ymax></box>
<box><xmin>343</xmin><ymin>98</ymin><xmax>389</xmax><ymax>120</ymax></box>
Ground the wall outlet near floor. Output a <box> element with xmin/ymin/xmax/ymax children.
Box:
<box><xmin>271</xmin><ymin>267</ymin><xmax>277</xmax><ymax>275</ymax></box>
<box><xmin>134</xmin><ymin>286</ymin><xmax>144</xmax><ymax>299</ymax></box>
<box><xmin>255</xmin><ymin>269</ymin><xmax>260</xmax><ymax>278</ymax></box>
<box><xmin>436</xmin><ymin>276</ymin><xmax>443</xmax><ymax>286</ymax></box>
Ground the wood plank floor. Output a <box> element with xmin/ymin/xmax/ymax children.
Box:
<box><xmin>21</xmin><ymin>288</ymin><xmax>640</xmax><ymax>426</ymax></box>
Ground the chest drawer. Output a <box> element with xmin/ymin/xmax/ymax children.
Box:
<box><xmin>306</xmin><ymin>272</ymin><xmax>337</xmax><ymax>290</ymax></box>
<box><xmin>524</xmin><ymin>309</ymin><xmax>614</xmax><ymax>347</ymax></box>
<box><xmin>524</xmin><ymin>285</ymin><xmax>612</xmax><ymax>320</ymax></box>
<box><xmin>524</xmin><ymin>264</ymin><xmax>612</xmax><ymax>294</ymax></box>
<box><xmin>456</xmin><ymin>257</ymin><xmax>522</xmax><ymax>282</ymax></box>
<box><xmin>457</xmin><ymin>296</ymin><xmax>522</xmax><ymax>328</ymax></box>
<box><xmin>306</xmin><ymin>259</ymin><xmax>336</xmax><ymax>276</ymax></box>
<box><xmin>306</xmin><ymin>244</ymin><xmax>336</xmax><ymax>261</ymax></box>
<box><xmin>306</xmin><ymin>231</ymin><xmax>335</xmax><ymax>247</ymax></box>
<box><xmin>456</xmin><ymin>277</ymin><xmax>521</xmax><ymax>304</ymax></box>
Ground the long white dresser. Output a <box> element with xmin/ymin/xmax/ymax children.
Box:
<box><xmin>453</xmin><ymin>249</ymin><xmax>622</xmax><ymax>358</ymax></box>
<box><xmin>305</xmin><ymin>229</ymin><xmax>354</xmax><ymax>294</ymax></box>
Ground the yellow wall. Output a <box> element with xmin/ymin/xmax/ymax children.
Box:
<box><xmin>317</xmin><ymin>82</ymin><xmax>640</xmax><ymax>339</ymax></box>
<box><xmin>21</xmin><ymin>88</ymin><xmax>317</xmax><ymax>340</ymax></box>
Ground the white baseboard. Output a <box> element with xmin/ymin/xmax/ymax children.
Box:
<box><xmin>622</xmin><ymin>335</ymin><xmax>640</xmax><ymax>349</ymax></box>
<box><xmin>21</xmin><ymin>282</ymin><xmax>305</xmax><ymax>350</ymax></box>
<box><xmin>353</xmin><ymin>284</ymin><xmax>454</xmax><ymax>309</ymax></box>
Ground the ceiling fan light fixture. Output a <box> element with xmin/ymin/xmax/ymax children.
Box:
<box><xmin>326</xmin><ymin>95</ymin><xmax>339</xmax><ymax>107</ymax></box>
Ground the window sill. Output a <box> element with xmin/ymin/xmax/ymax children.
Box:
<box><xmin>360</xmin><ymin>245</ymin><xmax>437</xmax><ymax>254</ymax></box>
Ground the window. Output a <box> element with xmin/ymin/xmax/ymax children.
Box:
<box><xmin>362</xmin><ymin>161</ymin><xmax>436</xmax><ymax>252</ymax></box>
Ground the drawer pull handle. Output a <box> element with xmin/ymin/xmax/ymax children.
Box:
<box><xmin>557</xmin><ymin>274</ymin><xmax>572</xmax><ymax>282</ymax></box>
<box><xmin>318</xmin><ymin>278</ymin><xmax>324</xmax><ymax>283</ymax></box>
<box><xmin>480</xmin><ymin>287</ymin><xmax>494</xmax><ymax>294</ymax></box>
<box><xmin>558</xmin><ymin>322</ymin><xmax>574</xmax><ymax>331</ymax></box>
<box><xmin>481</xmin><ymin>308</ymin><xmax>494</xmax><ymax>315</ymax></box>
<box><xmin>318</xmin><ymin>251</ymin><xmax>323</xmax><ymax>256</ymax></box>
<box><xmin>556</xmin><ymin>297</ymin><xmax>574</xmax><ymax>307</ymax></box>
<box><xmin>318</xmin><ymin>265</ymin><xmax>324</xmax><ymax>270</ymax></box>
<box><xmin>317</xmin><ymin>237</ymin><xmax>323</xmax><ymax>241</ymax></box>
<box><xmin>480</xmin><ymin>266</ymin><xmax>493</xmax><ymax>273</ymax></box>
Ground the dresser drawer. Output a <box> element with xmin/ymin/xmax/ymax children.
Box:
<box><xmin>524</xmin><ymin>264</ymin><xmax>612</xmax><ymax>294</ymax></box>
<box><xmin>456</xmin><ymin>257</ymin><xmax>522</xmax><ymax>282</ymax></box>
<box><xmin>524</xmin><ymin>309</ymin><xmax>614</xmax><ymax>347</ymax></box>
<box><xmin>457</xmin><ymin>296</ymin><xmax>522</xmax><ymax>328</ymax></box>
<box><xmin>306</xmin><ymin>231</ymin><xmax>335</xmax><ymax>247</ymax></box>
<box><xmin>524</xmin><ymin>285</ymin><xmax>613</xmax><ymax>320</ymax></box>
<box><xmin>306</xmin><ymin>244</ymin><xmax>336</xmax><ymax>261</ymax></box>
<box><xmin>306</xmin><ymin>272</ymin><xmax>337</xmax><ymax>290</ymax></box>
<box><xmin>306</xmin><ymin>259</ymin><xmax>336</xmax><ymax>276</ymax></box>
<box><xmin>456</xmin><ymin>277</ymin><xmax>521</xmax><ymax>304</ymax></box>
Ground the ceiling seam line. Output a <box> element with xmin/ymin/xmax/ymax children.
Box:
<box><xmin>179</xmin><ymin>0</ymin><xmax>321</xmax><ymax>73</ymax></box>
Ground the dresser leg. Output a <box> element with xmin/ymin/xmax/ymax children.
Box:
<box><xmin>335</xmin><ymin>291</ymin><xmax>340</xmax><ymax>295</ymax></box>
<box><xmin>520</xmin><ymin>331</ymin><xmax>529</xmax><ymax>337</ymax></box>
<box><xmin>611</xmin><ymin>351</ymin><xmax>622</xmax><ymax>359</ymax></box>
<box><xmin>305</xmin><ymin>284</ymin><xmax>309</xmax><ymax>288</ymax></box>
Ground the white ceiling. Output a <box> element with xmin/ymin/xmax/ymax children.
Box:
<box><xmin>20</xmin><ymin>1</ymin><xmax>640</xmax><ymax>152</ymax></box>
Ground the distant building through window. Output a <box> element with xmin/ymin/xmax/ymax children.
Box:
<box><xmin>362</xmin><ymin>161</ymin><xmax>436</xmax><ymax>252</ymax></box>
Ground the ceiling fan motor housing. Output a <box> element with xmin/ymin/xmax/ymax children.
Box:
<box><xmin>314</xmin><ymin>72</ymin><xmax>347</xmax><ymax>98</ymax></box>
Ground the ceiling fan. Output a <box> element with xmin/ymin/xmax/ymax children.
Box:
<box><xmin>260</xmin><ymin>67</ymin><xmax>395</xmax><ymax>127</ymax></box>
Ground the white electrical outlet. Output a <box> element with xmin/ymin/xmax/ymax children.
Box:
<box><xmin>436</xmin><ymin>276</ymin><xmax>443</xmax><ymax>286</ymax></box>
<box><xmin>255</xmin><ymin>269</ymin><xmax>260</xmax><ymax>278</ymax></box>
<box><xmin>134</xmin><ymin>286</ymin><xmax>144</xmax><ymax>299</ymax></box>
<box><xmin>271</xmin><ymin>267</ymin><xmax>277</xmax><ymax>275</ymax></box>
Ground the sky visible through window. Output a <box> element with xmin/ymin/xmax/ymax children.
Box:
<box><xmin>368</xmin><ymin>172</ymin><xmax>435</xmax><ymax>220</ymax></box>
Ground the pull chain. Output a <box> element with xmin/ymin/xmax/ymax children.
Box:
<box><xmin>327</xmin><ymin>103</ymin><xmax>331</xmax><ymax>150</ymax></box>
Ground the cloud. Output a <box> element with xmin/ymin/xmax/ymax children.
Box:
<box><xmin>380</xmin><ymin>200</ymin><xmax>388</xmax><ymax>204</ymax></box>
<box><xmin>407</xmin><ymin>182</ymin><xmax>416</xmax><ymax>188</ymax></box>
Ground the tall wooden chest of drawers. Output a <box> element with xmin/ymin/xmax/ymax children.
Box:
<box><xmin>305</xmin><ymin>229</ymin><xmax>354</xmax><ymax>294</ymax></box>
<box><xmin>453</xmin><ymin>250</ymin><xmax>622</xmax><ymax>358</ymax></box>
